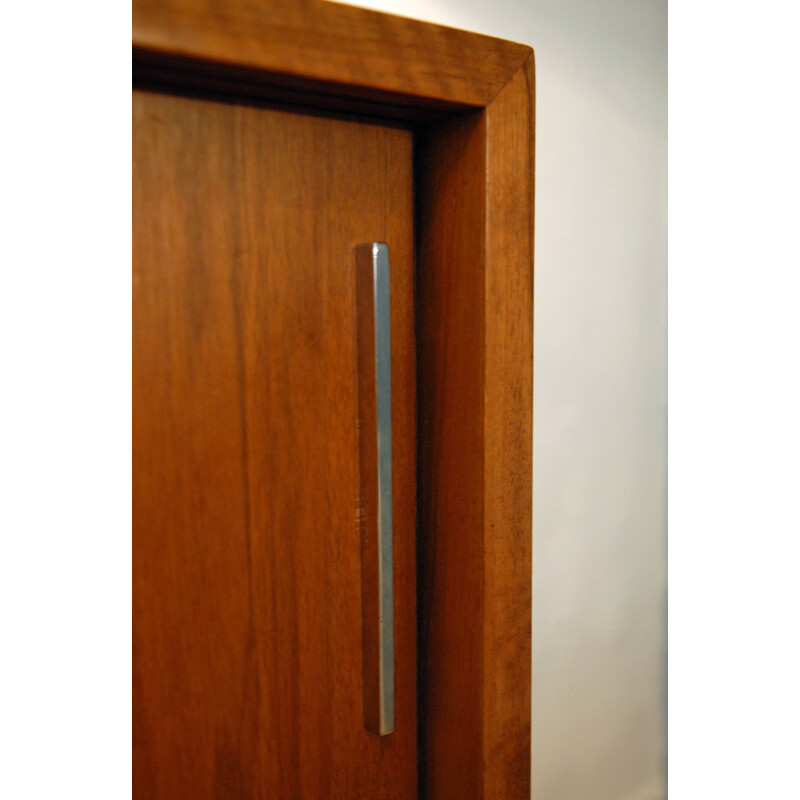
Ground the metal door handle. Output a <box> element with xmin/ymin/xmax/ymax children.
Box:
<box><xmin>356</xmin><ymin>242</ymin><xmax>394</xmax><ymax>736</ymax></box>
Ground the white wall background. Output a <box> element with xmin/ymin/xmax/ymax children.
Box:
<box><xmin>337</xmin><ymin>2</ymin><xmax>667</xmax><ymax>798</ymax></box>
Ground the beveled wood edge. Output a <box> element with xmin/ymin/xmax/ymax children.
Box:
<box><xmin>482</xmin><ymin>55</ymin><xmax>534</xmax><ymax>799</ymax></box>
<box><xmin>133</xmin><ymin>0</ymin><xmax>531</xmax><ymax>114</ymax></box>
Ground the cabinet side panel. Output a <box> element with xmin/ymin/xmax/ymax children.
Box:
<box><xmin>483</xmin><ymin>59</ymin><xmax>534</xmax><ymax>800</ymax></box>
<box><xmin>416</xmin><ymin>58</ymin><xmax>533</xmax><ymax>800</ymax></box>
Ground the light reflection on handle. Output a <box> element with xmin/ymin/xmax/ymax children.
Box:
<box><xmin>356</xmin><ymin>242</ymin><xmax>394</xmax><ymax>736</ymax></box>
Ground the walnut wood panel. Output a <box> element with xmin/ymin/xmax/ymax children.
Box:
<box><xmin>416</xmin><ymin>56</ymin><xmax>534</xmax><ymax>800</ymax></box>
<box><xmin>133</xmin><ymin>90</ymin><xmax>417</xmax><ymax>798</ymax></box>
<box><xmin>133</xmin><ymin>0</ymin><xmax>530</xmax><ymax>116</ymax></box>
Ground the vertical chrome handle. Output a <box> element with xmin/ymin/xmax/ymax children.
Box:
<box><xmin>356</xmin><ymin>242</ymin><xmax>394</xmax><ymax>736</ymax></box>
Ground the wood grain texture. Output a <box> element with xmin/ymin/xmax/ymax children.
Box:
<box><xmin>133</xmin><ymin>90</ymin><xmax>417</xmax><ymax>799</ymax></box>
<box><xmin>133</xmin><ymin>5</ymin><xmax>535</xmax><ymax>794</ymax></box>
<box><xmin>482</xmin><ymin>56</ymin><xmax>534</xmax><ymax>800</ymax></box>
<box><xmin>416</xmin><ymin>55</ymin><xmax>534</xmax><ymax>800</ymax></box>
<box><xmin>416</xmin><ymin>108</ymin><xmax>486</xmax><ymax>800</ymax></box>
<box><xmin>133</xmin><ymin>0</ymin><xmax>531</xmax><ymax>115</ymax></box>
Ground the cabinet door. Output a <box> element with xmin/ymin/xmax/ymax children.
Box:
<box><xmin>133</xmin><ymin>90</ymin><xmax>416</xmax><ymax>798</ymax></box>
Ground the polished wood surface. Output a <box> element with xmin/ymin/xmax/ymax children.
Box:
<box><xmin>133</xmin><ymin>0</ymin><xmax>531</xmax><ymax>116</ymax></box>
<box><xmin>133</xmin><ymin>90</ymin><xmax>417</xmax><ymax>798</ymax></box>
<box><xmin>416</xmin><ymin>56</ymin><xmax>534</xmax><ymax>800</ymax></box>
